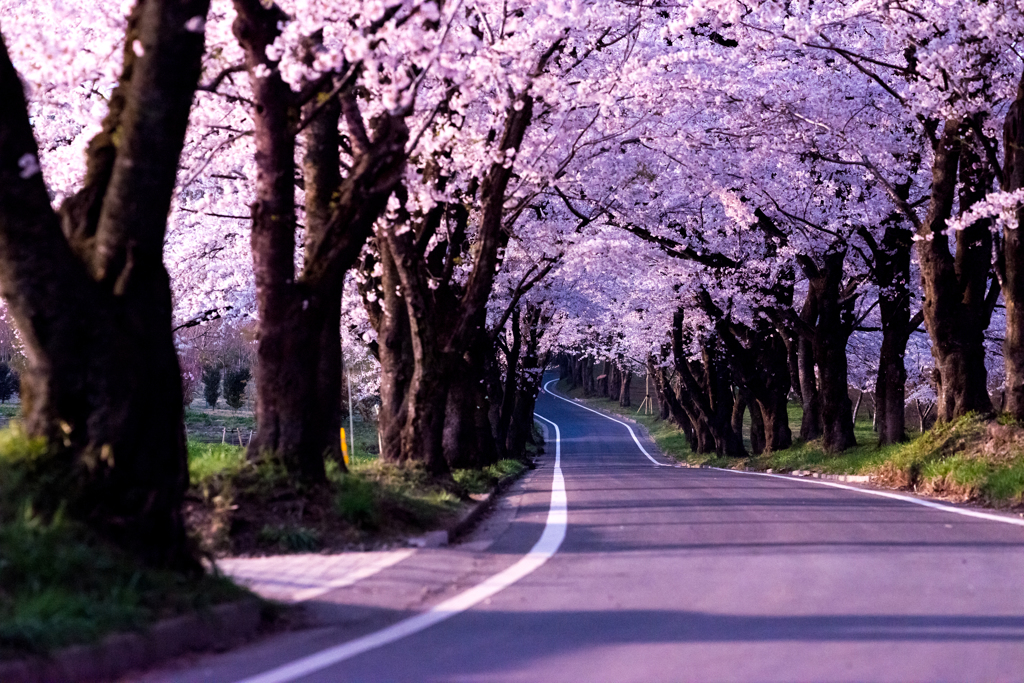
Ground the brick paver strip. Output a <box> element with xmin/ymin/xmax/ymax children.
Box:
<box><xmin>218</xmin><ymin>549</ymin><xmax>416</xmax><ymax>603</ymax></box>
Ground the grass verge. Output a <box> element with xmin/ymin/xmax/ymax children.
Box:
<box><xmin>186</xmin><ymin>440</ymin><xmax>531</xmax><ymax>555</ymax></box>
<box><xmin>0</xmin><ymin>429</ymin><xmax>248</xmax><ymax>659</ymax></box>
<box><xmin>558</xmin><ymin>381</ymin><xmax>1024</xmax><ymax>509</ymax></box>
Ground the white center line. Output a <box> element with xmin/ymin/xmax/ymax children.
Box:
<box><xmin>542</xmin><ymin>378</ymin><xmax>673</xmax><ymax>467</ymax></box>
<box><xmin>233</xmin><ymin>413</ymin><xmax>567</xmax><ymax>683</ymax></box>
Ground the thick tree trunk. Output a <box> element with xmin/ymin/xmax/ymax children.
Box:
<box><xmin>670</xmin><ymin>309</ymin><xmax>746</xmax><ymax>457</ymax></box>
<box><xmin>609</xmin><ymin>364</ymin><xmax>621</xmax><ymax>401</ymax></box>
<box><xmin>444</xmin><ymin>336</ymin><xmax>500</xmax><ymax>469</ymax></box>
<box><xmin>376</xmin><ymin>242</ymin><xmax>415</xmax><ymax>465</ymax></box>
<box><xmin>235</xmin><ymin>4</ymin><xmax>409</xmax><ymax>480</ymax></box>
<box><xmin>809</xmin><ymin>251</ymin><xmax>857</xmax><ymax>453</ymax></box>
<box><xmin>863</xmin><ymin>217</ymin><xmax>917</xmax><ymax>445</ymax></box>
<box><xmin>0</xmin><ymin>0</ymin><xmax>209</xmax><ymax>567</ymax></box>
<box><xmin>374</xmin><ymin>88</ymin><xmax>536</xmax><ymax>472</ymax></box>
<box><xmin>1003</xmin><ymin>78</ymin><xmax>1024</xmax><ymax>420</ymax></box>
<box><xmin>917</xmin><ymin>120</ymin><xmax>996</xmax><ymax>421</ymax></box>
<box><xmin>696</xmin><ymin>288</ymin><xmax>793</xmax><ymax>453</ymax></box>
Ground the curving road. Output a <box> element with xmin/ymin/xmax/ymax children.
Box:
<box><xmin>147</xmin><ymin>377</ymin><xmax>1024</xmax><ymax>682</ymax></box>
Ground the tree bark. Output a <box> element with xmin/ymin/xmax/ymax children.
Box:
<box><xmin>748</xmin><ymin>397</ymin><xmax>767</xmax><ymax>455</ymax></box>
<box><xmin>797</xmin><ymin>289</ymin><xmax>823</xmax><ymax>441</ymax></box>
<box><xmin>619</xmin><ymin>368</ymin><xmax>632</xmax><ymax>407</ymax></box>
<box><xmin>917</xmin><ymin>119</ymin><xmax>996</xmax><ymax>421</ymax></box>
<box><xmin>1004</xmin><ymin>77</ymin><xmax>1024</xmax><ymax>420</ymax></box>
<box><xmin>372</xmin><ymin>82</ymin><xmax>539</xmax><ymax>473</ymax></box>
<box><xmin>494</xmin><ymin>307</ymin><xmax>523</xmax><ymax>460</ymax></box>
<box><xmin>860</xmin><ymin>215</ymin><xmax>917</xmax><ymax>445</ymax></box>
<box><xmin>807</xmin><ymin>250</ymin><xmax>857</xmax><ymax>453</ymax></box>
<box><xmin>609</xmin><ymin>363</ymin><xmax>621</xmax><ymax>401</ymax></box>
<box><xmin>583</xmin><ymin>356</ymin><xmax>596</xmax><ymax>396</ymax></box>
<box><xmin>233</xmin><ymin>2</ymin><xmax>409</xmax><ymax>480</ymax></box>
<box><xmin>0</xmin><ymin>0</ymin><xmax>209</xmax><ymax>567</ymax></box>
<box><xmin>507</xmin><ymin>306</ymin><xmax>548</xmax><ymax>458</ymax></box>
<box><xmin>696</xmin><ymin>288</ymin><xmax>793</xmax><ymax>453</ymax></box>
<box><xmin>671</xmin><ymin>309</ymin><xmax>746</xmax><ymax>457</ymax></box>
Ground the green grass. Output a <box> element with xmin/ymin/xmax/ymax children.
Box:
<box><xmin>0</xmin><ymin>427</ymin><xmax>248</xmax><ymax>658</ymax></box>
<box><xmin>184</xmin><ymin>408</ymin><xmax>256</xmax><ymax>430</ymax></box>
<box><xmin>188</xmin><ymin>443</ymin><xmax>247</xmax><ymax>487</ymax></box>
<box><xmin>452</xmin><ymin>459</ymin><xmax>528</xmax><ymax>494</ymax></box>
<box><xmin>560</xmin><ymin>380</ymin><xmax>1024</xmax><ymax>508</ymax></box>
<box><xmin>187</xmin><ymin>438</ymin><xmax>487</xmax><ymax>550</ymax></box>
<box><xmin>328</xmin><ymin>459</ymin><xmax>462</xmax><ymax>532</ymax></box>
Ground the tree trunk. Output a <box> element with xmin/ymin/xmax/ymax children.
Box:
<box><xmin>809</xmin><ymin>251</ymin><xmax>857</xmax><ymax>453</ymax></box>
<box><xmin>507</xmin><ymin>306</ymin><xmax>547</xmax><ymax>458</ymax></box>
<box><xmin>619</xmin><ymin>368</ymin><xmax>632</xmax><ymax>407</ymax></box>
<box><xmin>695</xmin><ymin>288</ymin><xmax>791</xmax><ymax>453</ymax></box>
<box><xmin>0</xmin><ymin>0</ymin><xmax>209</xmax><ymax>567</ymax></box>
<box><xmin>376</xmin><ymin>241</ymin><xmax>416</xmax><ymax>465</ymax></box>
<box><xmin>374</xmin><ymin>86</ymin><xmax>536</xmax><ymax>472</ymax></box>
<box><xmin>444</xmin><ymin>335</ymin><xmax>500</xmax><ymax>469</ymax></box>
<box><xmin>748</xmin><ymin>397</ymin><xmax>767</xmax><ymax>455</ymax></box>
<box><xmin>234</xmin><ymin>5</ymin><xmax>409</xmax><ymax>480</ymax></box>
<box><xmin>865</xmin><ymin>217</ymin><xmax>916</xmax><ymax>445</ymax></box>
<box><xmin>670</xmin><ymin>309</ymin><xmax>746</xmax><ymax>457</ymax></box>
<box><xmin>609</xmin><ymin>364</ymin><xmax>621</xmax><ymax>401</ymax></box>
<box><xmin>731</xmin><ymin>392</ymin><xmax>746</xmax><ymax>442</ymax></box>
<box><xmin>1003</xmin><ymin>77</ymin><xmax>1024</xmax><ymax>421</ymax></box>
<box><xmin>917</xmin><ymin>120</ymin><xmax>996</xmax><ymax>421</ymax></box>
<box><xmin>494</xmin><ymin>307</ymin><xmax>523</xmax><ymax>460</ymax></box>
<box><xmin>797</xmin><ymin>289</ymin><xmax>823</xmax><ymax>441</ymax></box>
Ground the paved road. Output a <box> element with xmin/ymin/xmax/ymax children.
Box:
<box><xmin>146</xmin><ymin>379</ymin><xmax>1024</xmax><ymax>682</ymax></box>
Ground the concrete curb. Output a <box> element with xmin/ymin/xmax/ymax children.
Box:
<box><xmin>0</xmin><ymin>598</ymin><xmax>264</xmax><ymax>683</ymax></box>
<box><xmin>779</xmin><ymin>470</ymin><xmax>871</xmax><ymax>483</ymax></box>
<box><xmin>408</xmin><ymin>462</ymin><xmax>534</xmax><ymax>549</ymax></box>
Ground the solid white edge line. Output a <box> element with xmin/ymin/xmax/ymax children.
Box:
<box><xmin>713</xmin><ymin>467</ymin><xmax>1024</xmax><ymax>528</ymax></box>
<box><xmin>541</xmin><ymin>378</ymin><xmax>1024</xmax><ymax>529</ymax></box>
<box><xmin>541</xmin><ymin>378</ymin><xmax>673</xmax><ymax>467</ymax></box>
<box><xmin>233</xmin><ymin>414</ymin><xmax>567</xmax><ymax>683</ymax></box>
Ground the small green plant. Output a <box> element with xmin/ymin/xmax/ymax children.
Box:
<box><xmin>187</xmin><ymin>443</ymin><xmax>247</xmax><ymax>492</ymax></box>
<box><xmin>223</xmin><ymin>366</ymin><xmax>251</xmax><ymax>409</ymax></box>
<box><xmin>257</xmin><ymin>524</ymin><xmax>321</xmax><ymax>552</ymax></box>
<box><xmin>335</xmin><ymin>475</ymin><xmax>380</xmax><ymax>529</ymax></box>
<box><xmin>202</xmin><ymin>365</ymin><xmax>221</xmax><ymax>408</ymax></box>
<box><xmin>453</xmin><ymin>459</ymin><xmax>527</xmax><ymax>494</ymax></box>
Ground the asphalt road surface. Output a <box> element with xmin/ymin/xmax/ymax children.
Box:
<box><xmin>147</xmin><ymin>378</ymin><xmax>1024</xmax><ymax>682</ymax></box>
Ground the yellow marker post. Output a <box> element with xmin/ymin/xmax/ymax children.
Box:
<box><xmin>340</xmin><ymin>428</ymin><xmax>350</xmax><ymax>466</ymax></box>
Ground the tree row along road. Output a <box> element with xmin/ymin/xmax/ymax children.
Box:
<box><xmin>150</xmin><ymin>377</ymin><xmax>1024</xmax><ymax>682</ymax></box>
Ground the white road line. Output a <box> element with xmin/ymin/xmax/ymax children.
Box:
<box><xmin>716</xmin><ymin>467</ymin><xmax>1024</xmax><ymax>528</ymax></box>
<box><xmin>542</xmin><ymin>378</ymin><xmax>673</xmax><ymax>467</ymax></box>
<box><xmin>233</xmin><ymin>414</ymin><xmax>568</xmax><ymax>683</ymax></box>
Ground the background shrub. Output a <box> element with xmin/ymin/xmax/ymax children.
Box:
<box><xmin>201</xmin><ymin>365</ymin><xmax>221</xmax><ymax>408</ymax></box>
<box><xmin>223</xmin><ymin>367</ymin><xmax>251</xmax><ymax>409</ymax></box>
